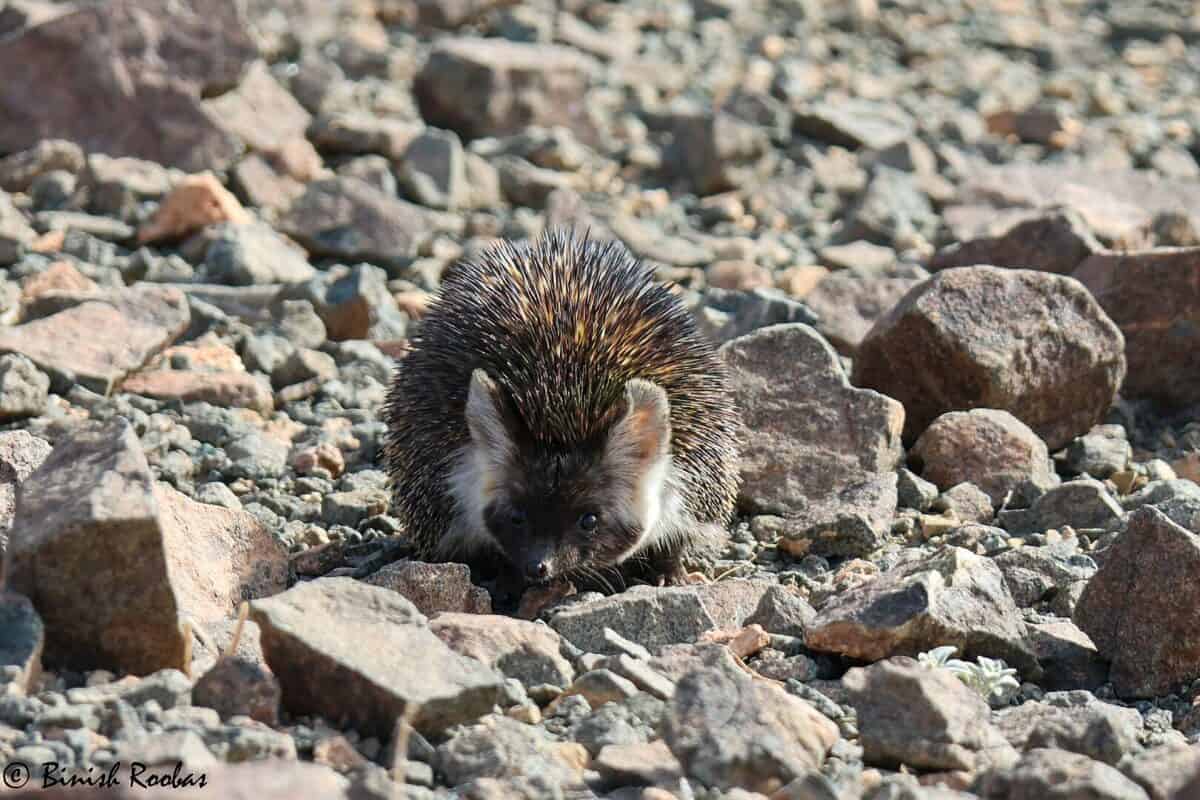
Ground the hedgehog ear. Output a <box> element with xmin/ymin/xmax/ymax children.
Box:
<box><xmin>466</xmin><ymin>369</ymin><xmax>519</xmax><ymax>461</ymax></box>
<box><xmin>605</xmin><ymin>379</ymin><xmax>672</xmax><ymax>477</ymax></box>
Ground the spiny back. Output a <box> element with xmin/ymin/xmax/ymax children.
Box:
<box><xmin>383</xmin><ymin>231</ymin><xmax>740</xmax><ymax>550</ymax></box>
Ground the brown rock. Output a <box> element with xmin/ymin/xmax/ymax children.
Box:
<box><xmin>306</xmin><ymin>112</ymin><xmax>424</xmax><ymax>160</ymax></box>
<box><xmin>930</xmin><ymin>209</ymin><xmax>1101</xmax><ymax>275</ymax></box>
<box><xmin>249</xmin><ymin>577</ymin><xmax>504</xmax><ymax>737</ymax></box>
<box><xmin>0</xmin><ymin>0</ymin><xmax>257</xmax><ymax>172</ymax></box>
<box><xmin>1075</xmin><ymin>507</ymin><xmax>1200</xmax><ymax>697</ymax></box>
<box><xmin>201</xmin><ymin>60</ymin><xmax>312</xmax><ymax>155</ymax></box>
<box><xmin>193</xmin><ymin>656</ymin><xmax>281</xmax><ymax>725</ymax></box>
<box><xmin>0</xmin><ymin>430</ymin><xmax>52</xmax><ymax>555</ymax></box>
<box><xmin>138</xmin><ymin>173</ymin><xmax>253</xmax><ymax>244</ymax></box>
<box><xmin>844</xmin><ymin>657</ymin><xmax>1015</xmax><ymax>772</ymax></box>
<box><xmin>0</xmin><ymin>591</ymin><xmax>43</xmax><ymax>692</ymax></box>
<box><xmin>414</xmin><ymin>37</ymin><xmax>597</xmax><ymax>141</ymax></box>
<box><xmin>1073</xmin><ymin>247</ymin><xmax>1200</xmax><ymax>409</ymax></box>
<box><xmin>912</xmin><ymin>409</ymin><xmax>1059</xmax><ymax>506</ymax></box>
<box><xmin>594</xmin><ymin>740</ymin><xmax>682</xmax><ymax>788</ymax></box>
<box><xmin>364</xmin><ymin>560</ymin><xmax>492</xmax><ymax>616</ymax></box>
<box><xmin>721</xmin><ymin>323</ymin><xmax>903</xmax><ymax>556</ymax></box>
<box><xmin>0</xmin><ymin>285</ymin><xmax>190</xmax><ymax>394</ymax></box>
<box><xmin>430</xmin><ymin>612</ymin><xmax>575</xmax><ymax>687</ymax></box>
<box><xmin>5</xmin><ymin>418</ymin><xmax>288</xmax><ymax>675</ymax></box>
<box><xmin>1121</xmin><ymin>743</ymin><xmax>1200</xmax><ymax>800</ymax></box>
<box><xmin>1027</xmin><ymin>618</ymin><xmax>1107</xmax><ymax>692</ymax></box>
<box><xmin>19</xmin><ymin>260</ymin><xmax>98</xmax><ymax>309</ymax></box>
<box><xmin>706</xmin><ymin>260</ymin><xmax>774</xmax><ymax>291</ymax></box>
<box><xmin>231</xmin><ymin>155</ymin><xmax>306</xmax><ymax>214</ymax></box>
<box><xmin>805</xmin><ymin>270</ymin><xmax>926</xmax><ymax>356</ymax></box>
<box><xmin>993</xmin><ymin>699</ymin><xmax>1143</xmax><ymax>766</ymax></box>
<box><xmin>852</xmin><ymin>266</ymin><xmax>1126</xmax><ymax>449</ymax></box>
<box><xmin>0</xmin><ymin>139</ymin><xmax>85</xmax><ymax>193</ymax></box>
<box><xmin>121</xmin><ymin>370</ymin><xmax>274</xmax><ymax>415</ymax></box>
<box><xmin>806</xmin><ymin>546</ymin><xmax>1038</xmax><ymax>676</ymax></box>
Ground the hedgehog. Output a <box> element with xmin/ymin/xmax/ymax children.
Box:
<box><xmin>382</xmin><ymin>230</ymin><xmax>741</xmax><ymax>596</ymax></box>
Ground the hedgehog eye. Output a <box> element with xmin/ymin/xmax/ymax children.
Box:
<box><xmin>578</xmin><ymin>512</ymin><xmax>599</xmax><ymax>532</ymax></box>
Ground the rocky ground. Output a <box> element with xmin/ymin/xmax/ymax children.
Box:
<box><xmin>1</xmin><ymin>0</ymin><xmax>1200</xmax><ymax>797</ymax></box>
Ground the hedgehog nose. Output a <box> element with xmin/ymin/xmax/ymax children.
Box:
<box><xmin>524</xmin><ymin>560</ymin><xmax>551</xmax><ymax>582</ymax></box>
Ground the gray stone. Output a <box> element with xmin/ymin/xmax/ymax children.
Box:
<box><xmin>667</xmin><ymin>111</ymin><xmax>774</xmax><ymax>195</ymax></box>
<box><xmin>692</xmin><ymin>287</ymin><xmax>818</xmax><ymax>345</ymax></box>
<box><xmin>1027</xmin><ymin>618</ymin><xmax>1108</xmax><ymax>693</ymax></box>
<box><xmin>0</xmin><ymin>591</ymin><xmax>43</xmax><ymax>692</ymax></box>
<box><xmin>793</xmin><ymin>99</ymin><xmax>916</xmax><ymax>151</ymax></box>
<box><xmin>995</xmin><ymin>546</ymin><xmax>1096</xmax><ymax>608</ymax></box>
<box><xmin>660</xmin><ymin>665</ymin><xmax>838</xmax><ymax>793</ymax></box>
<box><xmin>897</xmin><ymin>468</ymin><xmax>939</xmax><ymax>512</ymax></box>
<box><xmin>844</xmin><ymin>657</ymin><xmax>1015</xmax><ymax>771</ymax></box>
<box><xmin>0</xmin><ymin>430</ymin><xmax>51</xmax><ymax>555</ymax></box>
<box><xmin>366</xmin><ymin>561</ymin><xmax>492</xmax><ymax>616</ymax></box>
<box><xmin>1063</xmin><ymin>425</ymin><xmax>1132</xmax><ymax>479</ymax></box>
<box><xmin>994</xmin><ymin>697</ymin><xmax>1143</xmax><ymax>766</ymax></box>
<box><xmin>400</xmin><ymin>128</ymin><xmax>468</xmax><ymax>210</ymax></box>
<box><xmin>806</xmin><ymin>546</ymin><xmax>1038</xmax><ymax>676</ymax></box>
<box><xmin>0</xmin><ymin>353</ymin><xmax>49</xmax><ymax>420</ymax></box>
<box><xmin>974</xmin><ymin>748</ymin><xmax>1149</xmax><ymax>800</ymax></box>
<box><xmin>250</xmin><ymin>577</ymin><xmax>504</xmax><ymax>736</ymax></box>
<box><xmin>721</xmin><ymin>324</ymin><xmax>903</xmax><ymax>555</ymax></box>
<box><xmin>203</xmin><ymin>223</ymin><xmax>316</xmax><ymax>286</ymax></box>
<box><xmin>1119</xmin><ymin>743</ymin><xmax>1200</xmax><ymax>800</ymax></box>
<box><xmin>930</xmin><ymin>209</ymin><xmax>1102</xmax><ymax>275</ymax></box>
<box><xmin>0</xmin><ymin>190</ymin><xmax>35</xmax><ymax>265</ymax></box>
<box><xmin>805</xmin><ymin>270</ymin><xmax>927</xmax><ymax>357</ymax></box>
<box><xmin>998</xmin><ymin>479</ymin><xmax>1124</xmax><ymax>536</ymax></box>
<box><xmin>934</xmin><ymin>482</ymin><xmax>995</xmax><ymax>524</ymax></box>
<box><xmin>436</xmin><ymin>715</ymin><xmax>585</xmax><ymax>788</ymax></box>
<box><xmin>0</xmin><ymin>139</ymin><xmax>85</xmax><ymax>193</ymax></box>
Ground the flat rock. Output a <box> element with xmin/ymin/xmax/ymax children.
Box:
<box><xmin>548</xmin><ymin>581</ymin><xmax>815</xmax><ymax>655</ymax></box>
<box><xmin>852</xmin><ymin>266</ymin><xmax>1126</xmax><ymax>449</ymax></box>
<box><xmin>203</xmin><ymin>223</ymin><xmax>316</xmax><ymax>286</ymax></box>
<box><xmin>721</xmin><ymin>323</ymin><xmax>903</xmax><ymax>555</ymax></box>
<box><xmin>993</xmin><ymin>696</ymin><xmax>1143</xmax><ymax>766</ymax></box>
<box><xmin>0</xmin><ymin>0</ymin><xmax>257</xmax><ymax>172</ymax></box>
<box><xmin>6</xmin><ymin>418</ymin><xmax>288</xmax><ymax>674</ymax></box>
<box><xmin>594</xmin><ymin>740</ymin><xmax>682</xmax><ymax>788</ymax></box>
<box><xmin>806</xmin><ymin>546</ymin><xmax>1038</xmax><ymax>676</ymax></box>
<box><xmin>1074</xmin><ymin>507</ymin><xmax>1200</xmax><ymax>697</ymax></box>
<box><xmin>998</xmin><ymin>479</ymin><xmax>1124</xmax><ymax>536</ymax></box>
<box><xmin>1073</xmin><ymin>247</ymin><xmax>1200</xmax><ymax>409</ymax></box>
<box><xmin>660</xmin><ymin>665</ymin><xmax>838</xmax><ymax>793</ymax></box>
<box><xmin>0</xmin><ymin>139</ymin><xmax>85</xmax><ymax>193</ymax></box>
<box><xmin>912</xmin><ymin>409</ymin><xmax>1059</xmax><ymax>506</ymax></box>
<box><xmin>844</xmin><ymin>657</ymin><xmax>1015</xmax><ymax>772</ymax></box>
<box><xmin>436</xmin><ymin>714</ymin><xmax>586</xmax><ymax>789</ymax></box>
<box><xmin>0</xmin><ymin>429</ymin><xmax>51</xmax><ymax>556</ymax></box>
<box><xmin>430</xmin><ymin>612</ymin><xmax>574</xmax><ymax>687</ymax></box>
<box><xmin>0</xmin><ymin>284</ymin><xmax>190</xmax><ymax>394</ymax></box>
<box><xmin>805</xmin><ymin>270</ymin><xmax>926</xmax><ymax>357</ymax></box>
<box><xmin>201</xmin><ymin>59</ymin><xmax>312</xmax><ymax>155</ymax></box>
<box><xmin>365</xmin><ymin>561</ymin><xmax>491</xmax><ymax>616</ymax></box>
<box><xmin>792</xmin><ymin>98</ymin><xmax>916</xmax><ymax>151</ymax></box>
<box><xmin>974</xmin><ymin>747</ymin><xmax>1150</xmax><ymax>800</ymax></box>
<box><xmin>414</xmin><ymin>37</ymin><xmax>597</xmax><ymax>140</ymax></box>
<box><xmin>930</xmin><ymin>209</ymin><xmax>1102</xmax><ymax>275</ymax></box>
<box><xmin>1027</xmin><ymin>618</ymin><xmax>1108</xmax><ymax>692</ymax></box>
<box><xmin>1064</xmin><ymin>425</ymin><xmax>1133</xmax><ymax>479</ymax></box>
<box><xmin>121</xmin><ymin>370</ymin><xmax>274</xmax><ymax>415</ymax></box>
<box><xmin>691</xmin><ymin>286</ymin><xmax>818</xmax><ymax>345</ymax></box>
<box><xmin>249</xmin><ymin>577</ymin><xmax>504</xmax><ymax>736</ymax></box>
<box><xmin>0</xmin><ymin>591</ymin><xmax>43</xmax><ymax>692</ymax></box>
<box><xmin>994</xmin><ymin>546</ymin><xmax>1096</xmax><ymax>608</ymax></box>
<box><xmin>277</xmin><ymin>176</ymin><xmax>434</xmax><ymax>265</ymax></box>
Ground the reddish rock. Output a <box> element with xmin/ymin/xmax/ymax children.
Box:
<box><xmin>364</xmin><ymin>560</ymin><xmax>492</xmax><ymax>616</ymax></box>
<box><xmin>430</xmin><ymin>612</ymin><xmax>575</xmax><ymax>687</ymax></box>
<box><xmin>249</xmin><ymin>577</ymin><xmax>504</xmax><ymax>737</ymax></box>
<box><xmin>138</xmin><ymin>173</ymin><xmax>253</xmax><ymax>244</ymax></box>
<box><xmin>0</xmin><ymin>285</ymin><xmax>190</xmax><ymax>394</ymax></box>
<box><xmin>0</xmin><ymin>0</ymin><xmax>257</xmax><ymax>172</ymax></box>
<box><xmin>19</xmin><ymin>260</ymin><xmax>97</xmax><ymax>309</ymax></box>
<box><xmin>852</xmin><ymin>266</ymin><xmax>1126</xmax><ymax>450</ymax></box>
<box><xmin>231</xmin><ymin>155</ymin><xmax>307</xmax><ymax>214</ymax></box>
<box><xmin>1075</xmin><ymin>507</ymin><xmax>1200</xmax><ymax>698</ymax></box>
<box><xmin>930</xmin><ymin>209</ymin><xmax>1101</xmax><ymax>275</ymax></box>
<box><xmin>805</xmin><ymin>270</ymin><xmax>926</xmax><ymax>356</ymax></box>
<box><xmin>5</xmin><ymin>418</ymin><xmax>287</xmax><ymax>675</ymax></box>
<box><xmin>193</xmin><ymin>656</ymin><xmax>281</xmax><ymax>725</ymax></box>
<box><xmin>414</xmin><ymin>37</ymin><xmax>597</xmax><ymax>141</ymax></box>
<box><xmin>122</xmin><ymin>370</ymin><xmax>274</xmax><ymax>415</ymax></box>
<box><xmin>912</xmin><ymin>409</ymin><xmax>1059</xmax><ymax>506</ymax></box>
<box><xmin>1073</xmin><ymin>247</ymin><xmax>1200</xmax><ymax>409</ymax></box>
<box><xmin>721</xmin><ymin>323</ymin><xmax>903</xmax><ymax>556</ymax></box>
<box><xmin>201</xmin><ymin>60</ymin><xmax>312</xmax><ymax>156</ymax></box>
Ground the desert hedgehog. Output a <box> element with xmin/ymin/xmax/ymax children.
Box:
<box><xmin>382</xmin><ymin>230</ymin><xmax>740</xmax><ymax>593</ymax></box>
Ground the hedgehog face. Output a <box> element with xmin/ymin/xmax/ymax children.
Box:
<box><xmin>457</xmin><ymin>369</ymin><xmax>674</xmax><ymax>585</ymax></box>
